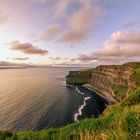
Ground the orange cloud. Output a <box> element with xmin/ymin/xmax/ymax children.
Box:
<box><xmin>76</xmin><ymin>30</ymin><xmax>140</xmax><ymax>65</ymax></box>
<box><xmin>12</xmin><ymin>57</ymin><xmax>29</xmax><ymax>61</ymax></box>
<box><xmin>10</xmin><ymin>41</ymin><xmax>48</xmax><ymax>55</ymax></box>
<box><xmin>58</xmin><ymin>31</ymin><xmax>87</xmax><ymax>42</ymax></box>
<box><xmin>40</xmin><ymin>0</ymin><xmax>104</xmax><ymax>43</ymax></box>
<box><xmin>41</xmin><ymin>24</ymin><xmax>61</xmax><ymax>41</ymax></box>
<box><xmin>111</xmin><ymin>30</ymin><xmax>140</xmax><ymax>45</ymax></box>
<box><xmin>97</xmin><ymin>30</ymin><xmax>140</xmax><ymax>57</ymax></box>
<box><xmin>58</xmin><ymin>3</ymin><xmax>103</xmax><ymax>42</ymax></box>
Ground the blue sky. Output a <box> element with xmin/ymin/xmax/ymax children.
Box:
<box><xmin>0</xmin><ymin>0</ymin><xmax>140</xmax><ymax>66</ymax></box>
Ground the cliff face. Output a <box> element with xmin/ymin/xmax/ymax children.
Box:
<box><xmin>66</xmin><ymin>62</ymin><xmax>140</xmax><ymax>104</ymax></box>
<box><xmin>89</xmin><ymin>64</ymin><xmax>136</xmax><ymax>103</ymax></box>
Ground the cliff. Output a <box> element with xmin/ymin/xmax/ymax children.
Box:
<box><xmin>66</xmin><ymin>62</ymin><xmax>140</xmax><ymax>104</ymax></box>
<box><xmin>88</xmin><ymin>64</ymin><xmax>136</xmax><ymax>103</ymax></box>
<box><xmin>66</xmin><ymin>69</ymin><xmax>93</xmax><ymax>85</ymax></box>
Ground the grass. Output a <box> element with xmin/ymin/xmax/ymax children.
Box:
<box><xmin>0</xmin><ymin>88</ymin><xmax>139</xmax><ymax>140</ymax></box>
<box><xmin>66</xmin><ymin>69</ymin><xmax>93</xmax><ymax>85</ymax></box>
<box><xmin>111</xmin><ymin>85</ymin><xmax>128</xmax><ymax>100</ymax></box>
<box><xmin>132</xmin><ymin>68</ymin><xmax>140</xmax><ymax>86</ymax></box>
<box><xmin>123</xmin><ymin>62</ymin><xmax>140</xmax><ymax>68</ymax></box>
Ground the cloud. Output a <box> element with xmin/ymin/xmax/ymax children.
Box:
<box><xmin>49</xmin><ymin>57</ymin><xmax>61</xmax><ymax>61</ymax></box>
<box><xmin>0</xmin><ymin>11</ymin><xmax>9</xmax><ymax>24</ymax></box>
<box><xmin>58</xmin><ymin>1</ymin><xmax>104</xmax><ymax>42</ymax></box>
<box><xmin>39</xmin><ymin>0</ymin><xmax>104</xmax><ymax>43</ymax></box>
<box><xmin>75</xmin><ymin>30</ymin><xmax>140</xmax><ymax>65</ymax></box>
<box><xmin>58</xmin><ymin>31</ymin><xmax>87</xmax><ymax>42</ymax></box>
<box><xmin>111</xmin><ymin>30</ymin><xmax>140</xmax><ymax>45</ymax></box>
<box><xmin>0</xmin><ymin>61</ymin><xmax>30</xmax><ymax>67</ymax></box>
<box><xmin>77</xmin><ymin>54</ymin><xmax>97</xmax><ymax>61</ymax></box>
<box><xmin>123</xmin><ymin>20</ymin><xmax>139</xmax><ymax>29</ymax></box>
<box><xmin>97</xmin><ymin>30</ymin><xmax>140</xmax><ymax>57</ymax></box>
<box><xmin>63</xmin><ymin>57</ymin><xmax>69</xmax><ymax>60</ymax></box>
<box><xmin>0</xmin><ymin>61</ymin><xmax>18</xmax><ymax>66</ymax></box>
<box><xmin>10</xmin><ymin>41</ymin><xmax>48</xmax><ymax>55</ymax></box>
<box><xmin>12</xmin><ymin>57</ymin><xmax>29</xmax><ymax>61</ymax></box>
<box><xmin>53</xmin><ymin>0</ymin><xmax>71</xmax><ymax>19</ymax></box>
<box><xmin>41</xmin><ymin>24</ymin><xmax>61</xmax><ymax>41</ymax></box>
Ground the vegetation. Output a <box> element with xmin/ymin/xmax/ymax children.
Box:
<box><xmin>66</xmin><ymin>69</ymin><xmax>93</xmax><ymax>85</ymax></box>
<box><xmin>123</xmin><ymin>62</ymin><xmax>140</xmax><ymax>68</ymax></box>
<box><xmin>132</xmin><ymin>68</ymin><xmax>140</xmax><ymax>86</ymax></box>
<box><xmin>111</xmin><ymin>85</ymin><xmax>128</xmax><ymax>100</ymax></box>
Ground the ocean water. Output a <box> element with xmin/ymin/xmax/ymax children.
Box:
<box><xmin>0</xmin><ymin>68</ymin><xmax>106</xmax><ymax>131</ymax></box>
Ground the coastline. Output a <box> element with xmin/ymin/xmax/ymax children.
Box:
<box><xmin>74</xmin><ymin>86</ymin><xmax>91</xmax><ymax>122</ymax></box>
<box><xmin>83</xmin><ymin>84</ymin><xmax>118</xmax><ymax>104</ymax></box>
<box><xmin>66</xmin><ymin>84</ymin><xmax>108</xmax><ymax>122</ymax></box>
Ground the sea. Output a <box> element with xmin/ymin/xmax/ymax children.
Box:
<box><xmin>0</xmin><ymin>68</ymin><xmax>107</xmax><ymax>131</ymax></box>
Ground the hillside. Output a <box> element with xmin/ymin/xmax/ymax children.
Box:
<box><xmin>0</xmin><ymin>62</ymin><xmax>140</xmax><ymax>140</ymax></box>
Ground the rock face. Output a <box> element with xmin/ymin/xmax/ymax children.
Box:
<box><xmin>66</xmin><ymin>62</ymin><xmax>139</xmax><ymax>104</ymax></box>
<box><xmin>89</xmin><ymin>64</ymin><xmax>136</xmax><ymax>103</ymax></box>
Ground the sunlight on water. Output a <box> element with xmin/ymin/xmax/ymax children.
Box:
<box><xmin>0</xmin><ymin>68</ymin><xmax>83</xmax><ymax>130</ymax></box>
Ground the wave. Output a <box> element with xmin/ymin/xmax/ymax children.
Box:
<box><xmin>61</xmin><ymin>81</ymin><xmax>66</xmax><ymax>86</ymax></box>
<box><xmin>66</xmin><ymin>84</ymin><xmax>75</xmax><ymax>88</ymax></box>
<box><xmin>74</xmin><ymin>86</ymin><xmax>91</xmax><ymax>122</ymax></box>
<box><xmin>76</xmin><ymin>86</ymin><xmax>84</xmax><ymax>95</ymax></box>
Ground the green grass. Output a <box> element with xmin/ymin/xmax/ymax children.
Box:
<box><xmin>66</xmin><ymin>69</ymin><xmax>93</xmax><ymax>85</ymax></box>
<box><xmin>123</xmin><ymin>62</ymin><xmax>140</xmax><ymax>68</ymax></box>
<box><xmin>111</xmin><ymin>85</ymin><xmax>128</xmax><ymax>100</ymax></box>
<box><xmin>132</xmin><ymin>68</ymin><xmax>140</xmax><ymax>86</ymax></box>
<box><xmin>0</xmin><ymin>88</ymin><xmax>139</xmax><ymax>140</ymax></box>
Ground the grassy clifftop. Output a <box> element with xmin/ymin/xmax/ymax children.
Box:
<box><xmin>0</xmin><ymin>62</ymin><xmax>140</xmax><ymax>140</ymax></box>
<box><xmin>66</xmin><ymin>69</ymin><xmax>93</xmax><ymax>85</ymax></box>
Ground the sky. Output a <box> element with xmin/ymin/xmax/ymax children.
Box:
<box><xmin>0</xmin><ymin>0</ymin><xmax>140</xmax><ymax>67</ymax></box>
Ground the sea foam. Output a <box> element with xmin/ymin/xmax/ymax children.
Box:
<box><xmin>74</xmin><ymin>86</ymin><xmax>91</xmax><ymax>122</ymax></box>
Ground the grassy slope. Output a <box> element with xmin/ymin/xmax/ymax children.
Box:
<box><xmin>111</xmin><ymin>85</ymin><xmax>128</xmax><ymax>100</ymax></box>
<box><xmin>132</xmin><ymin>67</ymin><xmax>140</xmax><ymax>86</ymax></box>
<box><xmin>0</xmin><ymin>63</ymin><xmax>140</xmax><ymax>140</ymax></box>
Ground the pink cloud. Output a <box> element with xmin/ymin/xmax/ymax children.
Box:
<box><xmin>10</xmin><ymin>41</ymin><xmax>48</xmax><ymax>56</ymax></box>
<box><xmin>41</xmin><ymin>24</ymin><xmax>61</xmax><ymax>41</ymax></box>
<box><xmin>58</xmin><ymin>4</ymin><xmax>104</xmax><ymax>42</ymax></box>
<box><xmin>75</xmin><ymin>30</ymin><xmax>140</xmax><ymax>65</ymax></box>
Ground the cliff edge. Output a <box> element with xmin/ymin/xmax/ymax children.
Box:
<box><xmin>66</xmin><ymin>62</ymin><xmax>140</xmax><ymax>104</ymax></box>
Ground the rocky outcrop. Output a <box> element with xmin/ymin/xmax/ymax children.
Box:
<box><xmin>88</xmin><ymin>64</ymin><xmax>136</xmax><ymax>103</ymax></box>
<box><xmin>66</xmin><ymin>69</ymin><xmax>93</xmax><ymax>85</ymax></box>
<box><xmin>66</xmin><ymin>63</ymin><xmax>140</xmax><ymax>104</ymax></box>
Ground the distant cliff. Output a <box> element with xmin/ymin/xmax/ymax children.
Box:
<box><xmin>66</xmin><ymin>69</ymin><xmax>93</xmax><ymax>85</ymax></box>
<box><xmin>66</xmin><ymin>62</ymin><xmax>140</xmax><ymax>104</ymax></box>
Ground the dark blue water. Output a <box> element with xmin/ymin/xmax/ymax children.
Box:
<box><xmin>0</xmin><ymin>68</ymin><xmax>106</xmax><ymax>131</ymax></box>
<box><xmin>75</xmin><ymin>86</ymin><xmax>107</xmax><ymax>120</ymax></box>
